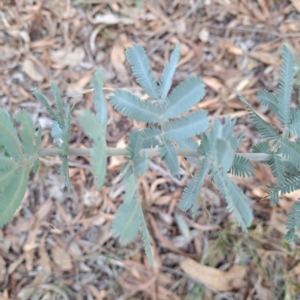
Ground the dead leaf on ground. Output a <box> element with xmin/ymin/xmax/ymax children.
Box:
<box><xmin>291</xmin><ymin>0</ymin><xmax>300</xmax><ymax>13</ymax></box>
<box><xmin>23</xmin><ymin>59</ymin><xmax>44</xmax><ymax>82</ymax></box>
<box><xmin>50</xmin><ymin>47</ymin><xmax>85</xmax><ymax>68</ymax></box>
<box><xmin>90</xmin><ymin>13</ymin><xmax>120</xmax><ymax>25</ymax></box>
<box><xmin>180</xmin><ymin>258</ymin><xmax>247</xmax><ymax>292</ymax></box>
<box><xmin>0</xmin><ymin>256</ymin><xmax>6</xmax><ymax>284</ymax></box>
<box><xmin>249</xmin><ymin>51</ymin><xmax>280</xmax><ymax>66</ymax></box>
<box><xmin>111</xmin><ymin>34</ymin><xmax>131</xmax><ymax>82</ymax></box>
<box><xmin>51</xmin><ymin>246</ymin><xmax>73</xmax><ymax>271</ymax></box>
<box><xmin>221</xmin><ymin>41</ymin><xmax>243</xmax><ymax>56</ymax></box>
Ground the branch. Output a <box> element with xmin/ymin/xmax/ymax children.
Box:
<box><xmin>38</xmin><ymin>147</ymin><xmax>281</xmax><ymax>162</ymax></box>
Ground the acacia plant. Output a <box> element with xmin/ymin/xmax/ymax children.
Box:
<box><xmin>0</xmin><ymin>43</ymin><xmax>300</xmax><ymax>265</ymax></box>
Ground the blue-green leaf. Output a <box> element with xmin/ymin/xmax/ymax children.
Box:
<box><xmin>112</xmin><ymin>196</ymin><xmax>141</xmax><ymax>245</ymax></box>
<box><xmin>0</xmin><ymin>165</ymin><xmax>30</xmax><ymax>227</ymax></box>
<box><xmin>161</xmin><ymin>143</ymin><xmax>179</xmax><ymax>176</ymax></box>
<box><xmin>91</xmin><ymin>68</ymin><xmax>107</xmax><ymax>128</ymax></box>
<box><xmin>164</xmin><ymin>77</ymin><xmax>205</xmax><ymax>119</ymax></box>
<box><xmin>277</xmin><ymin>45</ymin><xmax>294</xmax><ymax>125</ymax></box>
<box><xmin>15</xmin><ymin>110</ymin><xmax>35</xmax><ymax>156</ymax></box>
<box><xmin>216</xmin><ymin>138</ymin><xmax>234</xmax><ymax>171</ymax></box>
<box><xmin>51</xmin><ymin>81</ymin><xmax>65</xmax><ymax>129</ymax></box>
<box><xmin>110</xmin><ymin>89</ymin><xmax>162</xmax><ymax>124</ymax></box>
<box><xmin>79</xmin><ymin>110</ymin><xmax>104</xmax><ymax>141</ymax></box>
<box><xmin>159</xmin><ymin>43</ymin><xmax>180</xmax><ymax>100</ymax></box>
<box><xmin>0</xmin><ymin>109</ymin><xmax>22</xmax><ymax>160</ymax></box>
<box><xmin>31</xmin><ymin>88</ymin><xmax>57</xmax><ymax>121</ymax></box>
<box><xmin>126</xmin><ymin>43</ymin><xmax>160</xmax><ymax>100</ymax></box>
<box><xmin>257</xmin><ymin>90</ymin><xmax>279</xmax><ymax>114</ymax></box>
<box><xmin>164</xmin><ymin>110</ymin><xmax>209</xmax><ymax>140</ymax></box>
<box><xmin>91</xmin><ymin>137</ymin><xmax>107</xmax><ymax>189</ymax></box>
<box><xmin>179</xmin><ymin>159</ymin><xmax>210</xmax><ymax>216</ymax></box>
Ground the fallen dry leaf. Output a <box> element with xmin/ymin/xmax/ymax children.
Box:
<box><xmin>51</xmin><ymin>246</ymin><xmax>73</xmax><ymax>271</ymax></box>
<box><xmin>50</xmin><ymin>47</ymin><xmax>85</xmax><ymax>68</ymax></box>
<box><xmin>23</xmin><ymin>59</ymin><xmax>44</xmax><ymax>82</ymax></box>
<box><xmin>249</xmin><ymin>51</ymin><xmax>280</xmax><ymax>66</ymax></box>
<box><xmin>180</xmin><ymin>258</ymin><xmax>247</xmax><ymax>292</ymax></box>
<box><xmin>291</xmin><ymin>0</ymin><xmax>300</xmax><ymax>13</ymax></box>
<box><xmin>91</xmin><ymin>13</ymin><xmax>120</xmax><ymax>25</ymax></box>
<box><xmin>0</xmin><ymin>256</ymin><xmax>6</xmax><ymax>284</ymax></box>
<box><xmin>221</xmin><ymin>41</ymin><xmax>243</xmax><ymax>56</ymax></box>
<box><xmin>198</xmin><ymin>27</ymin><xmax>209</xmax><ymax>43</ymax></box>
<box><xmin>203</xmin><ymin>76</ymin><xmax>225</xmax><ymax>92</ymax></box>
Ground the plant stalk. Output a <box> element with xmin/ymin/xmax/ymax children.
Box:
<box><xmin>38</xmin><ymin>147</ymin><xmax>279</xmax><ymax>161</ymax></box>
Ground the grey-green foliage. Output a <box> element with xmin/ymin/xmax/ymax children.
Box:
<box><xmin>237</xmin><ymin>44</ymin><xmax>300</xmax><ymax>241</ymax></box>
<box><xmin>110</xmin><ymin>43</ymin><xmax>254</xmax><ymax>264</ymax></box>
<box><xmin>80</xmin><ymin>69</ymin><xmax>107</xmax><ymax>190</ymax></box>
<box><xmin>2</xmin><ymin>42</ymin><xmax>300</xmax><ymax>265</ymax></box>
<box><xmin>0</xmin><ymin>108</ymin><xmax>41</xmax><ymax>227</ymax></box>
<box><xmin>32</xmin><ymin>82</ymin><xmax>72</xmax><ymax>193</ymax></box>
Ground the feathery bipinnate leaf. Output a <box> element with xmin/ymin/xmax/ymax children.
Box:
<box><xmin>267</xmin><ymin>154</ymin><xmax>285</xmax><ymax>184</ymax></box>
<box><xmin>15</xmin><ymin>110</ymin><xmax>35</xmax><ymax>155</ymax></box>
<box><xmin>163</xmin><ymin>110</ymin><xmax>209</xmax><ymax>141</ymax></box>
<box><xmin>287</xmin><ymin>109</ymin><xmax>300</xmax><ymax>138</ymax></box>
<box><xmin>111</xmin><ymin>178</ymin><xmax>153</xmax><ymax>265</ymax></box>
<box><xmin>256</xmin><ymin>90</ymin><xmax>279</xmax><ymax>114</ymax></box>
<box><xmin>127</xmin><ymin>130</ymin><xmax>148</xmax><ymax>177</ymax></box>
<box><xmin>141</xmin><ymin>126</ymin><xmax>161</xmax><ymax>148</ymax></box>
<box><xmin>163</xmin><ymin>77</ymin><xmax>205</xmax><ymax>119</ymax></box>
<box><xmin>284</xmin><ymin>200</ymin><xmax>300</xmax><ymax>243</ymax></box>
<box><xmin>31</xmin><ymin>88</ymin><xmax>57</xmax><ymax>121</ymax></box>
<box><xmin>112</xmin><ymin>195</ymin><xmax>140</xmax><ymax>245</ymax></box>
<box><xmin>229</xmin><ymin>155</ymin><xmax>254</xmax><ymax>178</ymax></box>
<box><xmin>277</xmin><ymin>45</ymin><xmax>294</xmax><ymax>125</ymax></box>
<box><xmin>198</xmin><ymin>118</ymin><xmax>222</xmax><ymax>161</ymax></box>
<box><xmin>179</xmin><ymin>159</ymin><xmax>210</xmax><ymax>217</ymax></box>
<box><xmin>276</xmin><ymin>173</ymin><xmax>300</xmax><ymax>195</ymax></box>
<box><xmin>0</xmin><ymin>165</ymin><xmax>30</xmax><ymax>227</ymax></box>
<box><xmin>280</xmin><ymin>137</ymin><xmax>300</xmax><ymax>169</ymax></box>
<box><xmin>139</xmin><ymin>205</ymin><xmax>153</xmax><ymax>266</ymax></box>
<box><xmin>176</xmin><ymin>138</ymin><xmax>198</xmax><ymax>151</ymax></box>
<box><xmin>51</xmin><ymin>81</ymin><xmax>65</xmax><ymax>129</ymax></box>
<box><xmin>159</xmin><ymin>43</ymin><xmax>180</xmax><ymax>100</ymax></box>
<box><xmin>235</xmin><ymin>90</ymin><xmax>279</xmax><ymax>141</ymax></box>
<box><xmin>91</xmin><ymin>68</ymin><xmax>107</xmax><ymax>128</ymax></box>
<box><xmin>0</xmin><ymin>109</ymin><xmax>22</xmax><ymax>160</ymax></box>
<box><xmin>284</xmin><ymin>228</ymin><xmax>299</xmax><ymax>243</ymax></box>
<box><xmin>126</xmin><ymin>43</ymin><xmax>160</xmax><ymax>100</ymax></box>
<box><xmin>110</xmin><ymin>89</ymin><xmax>162</xmax><ymax>124</ymax></box>
<box><xmin>222</xmin><ymin>116</ymin><xmax>237</xmax><ymax>139</ymax></box>
<box><xmin>252</xmin><ymin>141</ymin><xmax>272</xmax><ymax>155</ymax></box>
<box><xmin>212</xmin><ymin>170</ymin><xmax>253</xmax><ymax>232</ymax></box>
<box><xmin>161</xmin><ymin>143</ymin><xmax>179</xmax><ymax>177</ymax></box>
<box><xmin>229</xmin><ymin>134</ymin><xmax>244</xmax><ymax>151</ymax></box>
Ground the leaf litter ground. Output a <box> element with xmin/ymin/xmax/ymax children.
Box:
<box><xmin>1</xmin><ymin>0</ymin><xmax>300</xmax><ymax>299</ymax></box>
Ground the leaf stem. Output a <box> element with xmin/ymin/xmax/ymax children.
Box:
<box><xmin>38</xmin><ymin>147</ymin><xmax>281</xmax><ymax>161</ymax></box>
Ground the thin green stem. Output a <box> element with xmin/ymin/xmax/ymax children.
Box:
<box><xmin>38</xmin><ymin>147</ymin><xmax>280</xmax><ymax>162</ymax></box>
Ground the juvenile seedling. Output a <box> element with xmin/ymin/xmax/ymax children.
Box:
<box><xmin>0</xmin><ymin>43</ymin><xmax>299</xmax><ymax>265</ymax></box>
